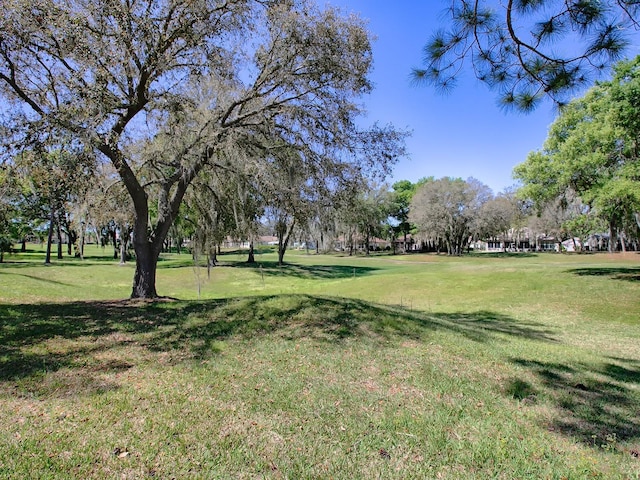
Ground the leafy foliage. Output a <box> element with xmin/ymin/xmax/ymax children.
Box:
<box><xmin>9</xmin><ymin>147</ymin><xmax>96</xmax><ymax>262</ymax></box>
<box><xmin>514</xmin><ymin>56</ymin><xmax>640</xmax><ymax>249</ymax></box>
<box><xmin>414</xmin><ymin>1</ymin><xmax>639</xmax><ymax>110</ymax></box>
<box><xmin>409</xmin><ymin>177</ymin><xmax>492</xmax><ymax>255</ymax></box>
<box><xmin>337</xmin><ymin>181</ymin><xmax>394</xmax><ymax>256</ymax></box>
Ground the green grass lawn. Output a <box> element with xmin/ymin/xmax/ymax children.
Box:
<box><xmin>1</xmin><ymin>245</ymin><xmax>639</xmax><ymax>478</ymax></box>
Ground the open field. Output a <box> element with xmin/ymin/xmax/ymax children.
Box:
<box><xmin>1</xmin><ymin>245</ymin><xmax>639</xmax><ymax>478</ymax></box>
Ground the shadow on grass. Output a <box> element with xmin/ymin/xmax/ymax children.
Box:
<box><xmin>228</xmin><ymin>261</ymin><xmax>380</xmax><ymax>279</ymax></box>
<box><xmin>0</xmin><ymin>249</ymin><xmax>196</xmax><ymax>269</ymax></box>
<box><xmin>0</xmin><ymin>295</ymin><xmax>556</xmax><ymax>385</ymax></box>
<box><xmin>568</xmin><ymin>267</ymin><xmax>640</xmax><ymax>282</ymax></box>
<box><xmin>0</xmin><ymin>271</ymin><xmax>74</xmax><ymax>285</ymax></box>
<box><xmin>155</xmin><ymin>256</ymin><xmax>200</xmax><ymax>269</ymax></box>
<box><xmin>218</xmin><ymin>247</ymin><xmax>276</xmax><ymax>256</ymax></box>
<box><xmin>0</xmin><ymin>254</ymin><xmax>130</xmax><ymax>268</ymax></box>
<box><xmin>509</xmin><ymin>358</ymin><xmax>640</xmax><ymax>446</ymax></box>
<box><xmin>468</xmin><ymin>252</ymin><xmax>539</xmax><ymax>258</ymax></box>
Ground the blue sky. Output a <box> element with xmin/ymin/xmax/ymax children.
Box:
<box><xmin>327</xmin><ymin>1</ymin><xmax>561</xmax><ymax>194</ymax></box>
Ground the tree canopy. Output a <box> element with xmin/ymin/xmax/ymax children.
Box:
<box><xmin>409</xmin><ymin>177</ymin><xmax>492</xmax><ymax>255</ymax></box>
<box><xmin>514</xmin><ymin>56</ymin><xmax>640</xmax><ymax>250</ymax></box>
<box><xmin>415</xmin><ymin>1</ymin><xmax>640</xmax><ymax>110</ymax></box>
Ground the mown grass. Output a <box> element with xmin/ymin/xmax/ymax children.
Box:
<box><xmin>0</xmin><ymin>245</ymin><xmax>639</xmax><ymax>478</ymax></box>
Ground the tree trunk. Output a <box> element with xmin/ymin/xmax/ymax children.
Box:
<box><xmin>131</xmin><ymin>243</ymin><xmax>159</xmax><ymax>298</ymax></box>
<box><xmin>120</xmin><ymin>237</ymin><xmax>127</xmax><ymax>264</ymax></box>
<box><xmin>247</xmin><ymin>240</ymin><xmax>255</xmax><ymax>263</ymax></box>
<box><xmin>608</xmin><ymin>221</ymin><xmax>617</xmax><ymax>253</ymax></box>
<box><xmin>56</xmin><ymin>221</ymin><xmax>63</xmax><ymax>260</ymax></box>
<box><xmin>277</xmin><ymin>219</ymin><xmax>295</xmax><ymax>266</ymax></box>
<box><xmin>100</xmin><ymin>137</ymin><xmax>204</xmax><ymax>299</ymax></box>
<box><xmin>21</xmin><ymin>239</ymin><xmax>26</xmax><ymax>252</ymax></box>
<box><xmin>45</xmin><ymin>211</ymin><xmax>54</xmax><ymax>264</ymax></box>
<box><xmin>67</xmin><ymin>233</ymin><xmax>73</xmax><ymax>256</ymax></box>
<box><xmin>112</xmin><ymin>230</ymin><xmax>118</xmax><ymax>259</ymax></box>
<box><xmin>79</xmin><ymin>226</ymin><xmax>85</xmax><ymax>259</ymax></box>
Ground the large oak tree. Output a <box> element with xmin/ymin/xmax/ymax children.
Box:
<box><xmin>0</xmin><ymin>0</ymin><xmax>401</xmax><ymax>297</ymax></box>
<box><xmin>409</xmin><ymin>177</ymin><xmax>492</xmax><ymax>255</ymax></box>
